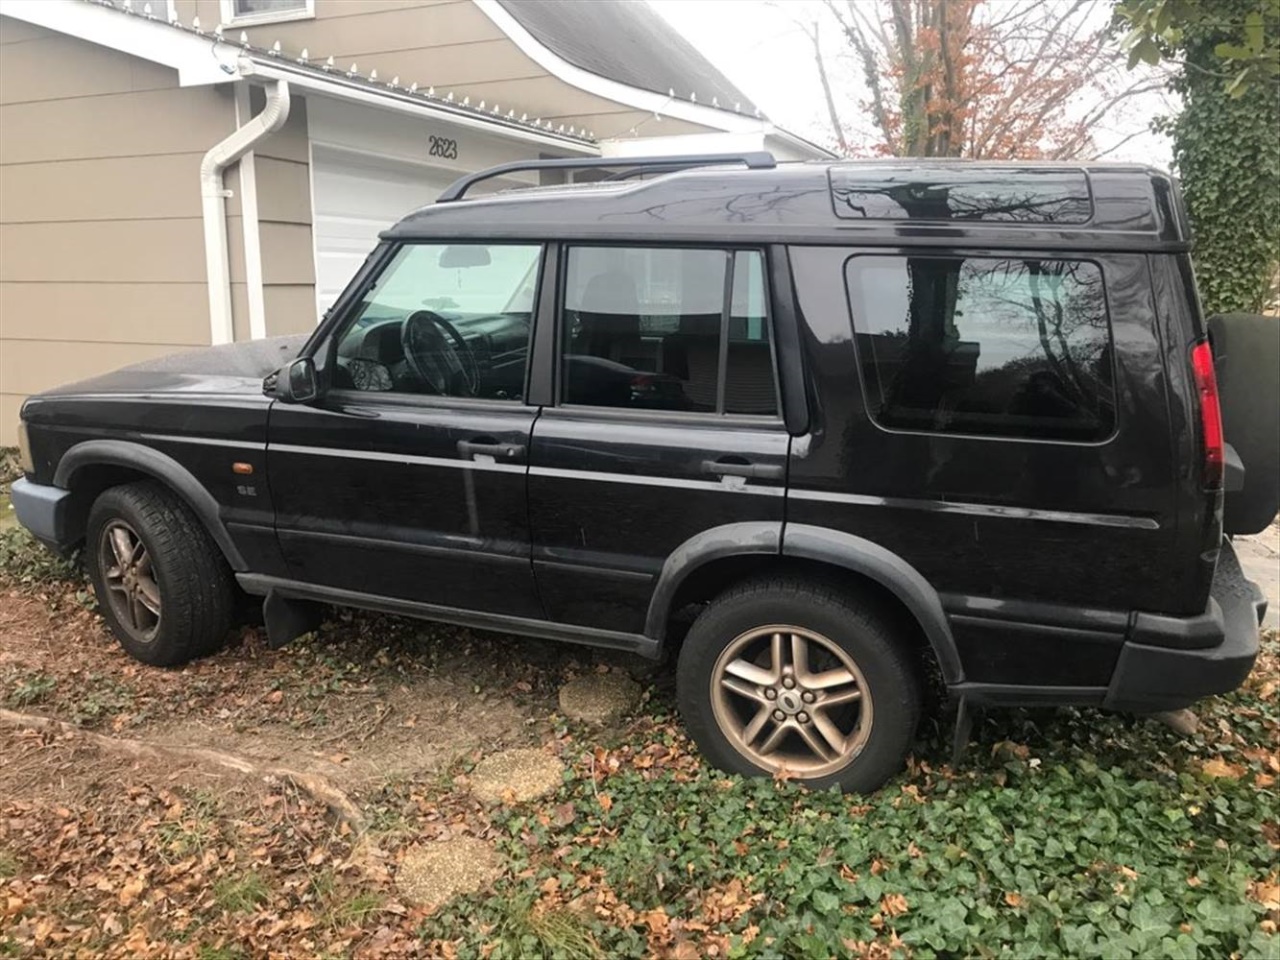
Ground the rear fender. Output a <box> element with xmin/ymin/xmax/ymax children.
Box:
<box><xmin>782</xmin><ymin>524</ymin><xmax>963</xmax><ymax>684</ymax></box>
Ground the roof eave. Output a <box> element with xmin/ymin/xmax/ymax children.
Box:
<box><xmin>238</xmin><ymin>58</ymin><xmax>598</xmax><ymax>153</ymax></box>
<box><xmin>472</xmin><ymin>0</ymin><xmax>770</xmax><ymax>135</ymax></box>
<box><xmin>0</xmin><ymin>0</ymin><xmax>599</xmax><ymax>149</ymax></box>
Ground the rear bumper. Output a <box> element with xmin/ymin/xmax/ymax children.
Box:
<box><xmin>10</xmin><ymin>477</ymin><xmax>75</xmax><ymax>553</ymax></box>
<box><xmin>1103</xmin><ymin>539</ymin><xmax>1264</xmax><ymax>712</ymax></box>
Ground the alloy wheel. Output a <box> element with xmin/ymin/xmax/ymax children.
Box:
<box><xmin>98</xmin><ymin>520</ymin><xmax>162</xmax><ymax>641</ymax></box>
<box><xmin>710</xmin><ymin>624</ymin><xmax>873</xmax><ymax>777</ymax></box>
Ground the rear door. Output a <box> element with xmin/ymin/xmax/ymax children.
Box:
<box><xmin>528</xmin><ymin>245</ymin><xmax>789</xmax><ymax>634</ymax></box>
<box><xmin>267</xmin><ymin>241</ymin><xmax>545</xmax><ymax>617</ymax></box>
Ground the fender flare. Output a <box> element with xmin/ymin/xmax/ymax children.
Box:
<box><xmin>643</xmin><ymin>521</ymin><xmax>781</xmax><ymax>639</ymax></box>
<box><xmin>53</xmin><ymin>439</ymin><xmax>247</xmax><ymax>571</ymax></box>
<box><xmin>782</xmin><ymin>524</ymin><xmax>963</xmax><ymax>684</ymax></box>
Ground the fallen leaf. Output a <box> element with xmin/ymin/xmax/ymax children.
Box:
<box><xmin>1202</xmin><ymin>757</ymin><xmax>1245</xmax><ymax>779</ymax></box>
<box><xmin>882</xmin><ymin>893</ymin><xmax>909</xmax><ymax>917</ymax></box>
<box><xmin>118</xmin><ymin>876</ymin><xmax>145</xmax><ymax>907</ymax></box>
<box><xmin>1248</xmin><ymin>880</ymin><xmax>1280</xmax><ymax>910</ymax></box>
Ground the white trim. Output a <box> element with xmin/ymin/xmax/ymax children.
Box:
<box><xmin>0</xmin><ymin>0</ymin><xmax>235</xmax><ymax>86</ymax></box>
<box><xmin>472</xmin><ymin>0</ymin><xmax>765</xmax><ymax>135</ymax></box>
<box><xmin>219</xmin><ymin>0</ymin><xmax>313</xmax><ymax>28</ymax></box>
<box><xmin>306</xmin><ymin>136</ymin><xmax>323</xmax><ymax>325</ymax></box>
<box><xmin>235</xmin><ymin>85</ymin><xmax>268</xmax><ymax>341</ymax></box>
<box><xmin>239</xmin><ymin>58</ymin><xmax>598</xmax><ymax>154</ymax></box>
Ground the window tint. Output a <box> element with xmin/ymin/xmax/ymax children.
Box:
<box><xmin>332</xmin><ymin>243</ymin><xmax>540</xmax><ymax>400</ymax></box>
<box><xmin>561</xmin><ymin>247</ymin><xmax>777</xmax><ymax>415</ymax></box>
<box><xmin>846</xmin><ymin>256</ymin><xmax>1115</xmax><ymax>441</ymax></box>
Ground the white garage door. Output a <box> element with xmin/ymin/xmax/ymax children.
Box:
<box><xmin>311</xmin><ymin>145</ymin><xmax>455</xmax><ymax>313</ymax></box>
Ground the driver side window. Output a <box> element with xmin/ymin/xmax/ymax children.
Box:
<box><xmin>331</xmin><ymin>242</ymin><xmax>542</xmax><ymax>400</ymax></box>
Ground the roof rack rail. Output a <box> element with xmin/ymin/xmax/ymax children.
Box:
<box><xmin>436</xmin><ymin>152</ymin><xmax>777</xmax><ymax>203</ymax></box>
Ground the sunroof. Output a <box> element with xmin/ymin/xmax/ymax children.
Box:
<box><xmin>830</xmin><ymin>166</ymin><xmax>1093</xmax><ymax>224</ymax></box>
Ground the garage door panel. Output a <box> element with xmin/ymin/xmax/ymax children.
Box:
<box><xmin>311</xmin><ymin>146</ymin><xmax>453</xmax><ymax>312</ymax></box>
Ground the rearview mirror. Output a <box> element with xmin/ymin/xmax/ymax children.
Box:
<box><xmin>276</xmin><ymin>357</ymin><xmax>318</xmax><ymax>403</ymax></box>
<box><xmin>439</xmin><ymin>244</ymin><xmax>491</xmax><ymax>269</ymax></box>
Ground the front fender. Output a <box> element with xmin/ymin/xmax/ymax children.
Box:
<box><xmin>53</xmin><ymin>439</ymin><xmax>247</xmax><ymax>571</ymax></box>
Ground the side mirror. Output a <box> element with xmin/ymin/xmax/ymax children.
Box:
<box><xmin>276</xmin><ymin>357</ymin><xmax>318</xmax><ymax>403</ymax></box>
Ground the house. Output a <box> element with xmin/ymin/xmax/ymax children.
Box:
<box><xmin>0</xmin><ymin>0</ymin><xmax>829</xmax><ymax>444</ymax></box>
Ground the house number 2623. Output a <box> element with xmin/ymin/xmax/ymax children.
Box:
<box><xmin>429</xmin><ymin>135</ymin><xmax>459</xmax><ymax>160</ymax></box>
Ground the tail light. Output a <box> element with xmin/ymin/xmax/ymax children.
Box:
<box><xmin>1190</xmin><ymin>339</ymin><xmax>1223</xmax><ymax>489</ymax></box>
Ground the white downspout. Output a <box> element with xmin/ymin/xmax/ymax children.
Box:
<box><xmin>200</xmin><ymin>80</ymin><xmax>291</xmax><ymax>345</ymax></box>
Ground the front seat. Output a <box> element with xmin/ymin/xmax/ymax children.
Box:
<box><xmin>574</xmin><ymin>271</ymin><xmax>644</xmax><ymax>367</ymax></box>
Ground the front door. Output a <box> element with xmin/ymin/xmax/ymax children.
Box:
<box><xmin>528</xmin><ymin>245</ymin><xmax>789</xmax><ymax>634</ymax></box>
<box><xmin>267</xmin><ymin>241</ymin><xmax>546</xmax><ymax>618</ymax></box>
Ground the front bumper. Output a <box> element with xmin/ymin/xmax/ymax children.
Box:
<box><xmin>9</xmin><ymin>477</ymin><xmax>74</xmax><ymax>553</ymax></box>
<box><xmin>1104</xmin><ymin>539</ymin><xmax>1265</xmax><ymax>712</ymax></box>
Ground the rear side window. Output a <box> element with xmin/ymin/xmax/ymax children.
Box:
<box><xmin>560</xmin><ymin>247</ymin><xmax>777</xmax><ymax>416</ymax></box>
<box><xmin>846</xmin><ymin>255</ymin><xmax>1115</xmax><ymax>442</ymax></box>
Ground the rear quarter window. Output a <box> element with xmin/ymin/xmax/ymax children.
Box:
<box><xmin>845</xmin><ymin>255</ymin><xmax>1116</xmax><ymax>442</ymax></box>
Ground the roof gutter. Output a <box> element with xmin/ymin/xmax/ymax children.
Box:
<box><xmin>200</xmin><ymin>79</ymin><xmax>291</xmax><ymax>345</ymax></box>
<box><xmin>238</xmin><ymin>58</ymin><xmax>598</xmax><ymax>153</ymax></box>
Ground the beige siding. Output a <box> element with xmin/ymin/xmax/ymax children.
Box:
<box><xmin>265</xmin><ymin>285</ymin><xmax>321</xmax><ymax>336</ymax></box>
<box><xmin>1</xmin><ymin>220</ymin><xmax>211</xmax><ymax>283</ymax></box>
<box><xmin>167</xmin><ymin>0</ymin><xmax>684</xmax><ymax>135</ymax></box>
<box><xmin>257</xmin><ymin>156</ymin><xmax>312</xmax><ymax>224</ymax></box>
<box><xmin>0</xmin><ymin>34</ymin><xmax>176</xmax><ymax>104</ymax></box>
<box><xmin>0</xmin><ymin>17</ymin><xmax>237</xmax><ymax>445</ymax></box>
<box><xmin>1</xmin><ymin>341</ymin><xmax>202</xmax><ymax>396</ymax></box>
<box><xmin>0</xmin><ymin>153</ymin><xmax>208</xmax><ymax>223</ymax></box>
<box><xmin>257</xmin><ymin>97</ymin><xmax>316</xmax><ymax>333</ymax></box>
<box><xmin>0</xmin><ymin>283</ymin><xmax>211</xmax><ymax>346</ymax></box>
<box><xmin>0</xmin><ymin>16</ymin><xmax>52</xmax><ymax>44</ymax></box>
<box><xmin>0</xmin><ymin>86</ymin><xmax>237</xmax><ymax>166</ymax></box>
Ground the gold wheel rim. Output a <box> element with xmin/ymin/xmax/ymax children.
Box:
<box><xmin>98</xmin><ymin>520</ymin><xmax>162</xmax><ymax>642</ymax></box>
<box><xmin>709</xmin><ymin>624</ymin><xmax>873</xmax><ymax>778</ymax></box>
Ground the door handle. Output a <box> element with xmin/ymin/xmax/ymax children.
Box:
<box><xmin>702</xmin><ymin>459</ymin><xmax>784</xmax><ymax>480</ymax></box>
<box><xmin>457</xmin><ymin>438</ymin><xmax>526</xmax><ymax>460</ymax></box>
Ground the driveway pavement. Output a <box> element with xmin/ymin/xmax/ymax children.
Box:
<box><xmin>1236</xmin><ymin>522</ymin><xmax>1280</xmax><ymax>629</ymax></box>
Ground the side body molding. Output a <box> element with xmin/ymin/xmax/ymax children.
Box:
<box><xmin>643</xmin><ymin>521</ymin><xmax>781</xmax><ymax>639</ymax></box>
<box><xmin>782</xmin><ymin>524</ymin><xmax>964</xmax><ymax>684</ymax></box>
<box><xmin>53</xmin><ymin>439</ymin><xmax>247</xmax><ymax>571</ymax></box>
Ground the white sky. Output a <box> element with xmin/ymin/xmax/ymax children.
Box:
<box><xmin>649</xmin><ymin>0</ymin><xmax>1175</xmax><ymax>168</ymax></box>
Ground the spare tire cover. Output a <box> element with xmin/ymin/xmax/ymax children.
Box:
<box><xmin>1208</xmin><ymin>313</ymin><xmax>1279</xmax><ymax>535</ymax></box>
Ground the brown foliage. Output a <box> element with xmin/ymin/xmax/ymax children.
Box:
<box><xmin>808</xmin><ymin>0</ymin><xmax>1163</xmax><ymax>159</ymax></box>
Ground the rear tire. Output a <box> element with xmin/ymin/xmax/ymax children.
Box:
<box><xmin>676</xmin><ymin>576</ymin><xmax>921</xmax><ymax>793</ymax></box>
<box><xmin>86</xmin><ymin>481</ymin><xmax>235</xmax><ymax>666</ymax></box>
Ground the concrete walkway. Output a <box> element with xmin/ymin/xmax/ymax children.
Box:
<box><xmin>1236</xmin><ymin>523</ymin><xmax>1280</xmax><ymax>630</ymax></box>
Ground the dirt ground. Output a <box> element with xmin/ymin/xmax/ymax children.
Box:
<box><xmin>1</xmin><ymin>544</ymin><xmax>1276</xmax><ymax>957</ymax></box>
<box><xmin>0</xmin><ymin>583</ymin><xmax>623</xmax><ymax>791</ymax></box>
<box><xmin>0</xmin><ymin>573</ymin><xmax>665</xmax><ymax>956</ymax></box>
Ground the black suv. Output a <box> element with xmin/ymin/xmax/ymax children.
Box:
<box><xmin>12</xmin><ymin>154</ymin><xmax>1277</xmax><ymax>792</ymax></box>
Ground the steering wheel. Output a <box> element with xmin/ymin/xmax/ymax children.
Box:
<box><xmin>401</xmin><ymin>310</ymin><xmax>480</xmax><ymax>397</ymax></box>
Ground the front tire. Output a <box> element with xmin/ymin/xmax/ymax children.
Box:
<box><xmin>676</xmin><ymin>576</ymin><xmax>921</xmax><ymax>793</ymax></box>
<box><xmin>86</xmin><ymin>481</ymin><xmax>235</xmax><ymax>666</ymax></box>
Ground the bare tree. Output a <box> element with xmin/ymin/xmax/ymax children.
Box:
<box><xmin>807</xmin><ymin>0</ymin><xmax>1164</xmax><ymax>159</ymax></box>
